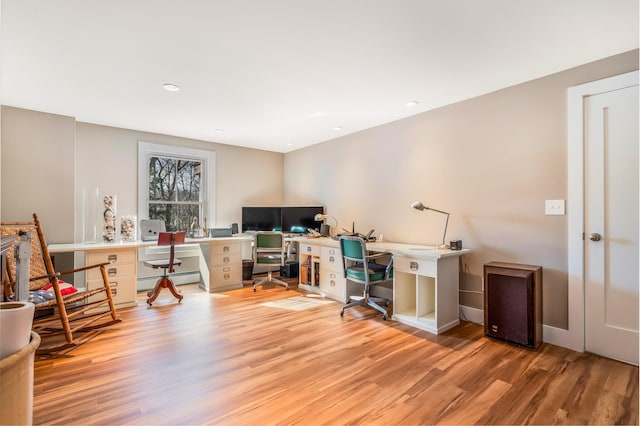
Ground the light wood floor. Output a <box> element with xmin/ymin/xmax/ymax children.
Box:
<box><xmin>33</xmin><ymin>279</ymin><xmax>638</xmax><ymax>425</ymax></box>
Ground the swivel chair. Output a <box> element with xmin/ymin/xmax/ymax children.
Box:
<box><xmin>252</xmin><ymin>231</ymin><xmax>288</xmax><ymax>291</ymax></box>
<box><xmin>339</xmin><ymin>235</ymin><xmax>393</xmax><ymax>320</ymax></box>
<box><xmin>144</xmin><ymin>231</ymin><xmax>186</xmax><ymax>305</ymax></box>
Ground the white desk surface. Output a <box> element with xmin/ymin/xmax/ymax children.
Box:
<box><xmin>49</xmin><ymin>234</ymin><xmax>469</xmax><ymax>259</ymax></box>
<box><xmin>288</xmin><ymin>236</ymin><xmax>469</xmax><ymax>259</ymax></box>
<box><xmin>48</xmin><ymin>234</ymin><xmax>254</xmax><ymax>253</ymax></box>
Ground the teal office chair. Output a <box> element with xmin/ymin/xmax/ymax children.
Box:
<box><xmin>339</xmin><ymin>235</ymin><xmax>393</xmax><ymax>320</ymax></box>
<box><xmin>252</xmin><ymin>231</ymin><xmax>288</xmax><ymax>292</ymax></box>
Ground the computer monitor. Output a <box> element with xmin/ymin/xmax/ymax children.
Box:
<box><xmin>241</xmin><ymin>207</ymin><xmax>282</xmax><ymax>232</ymax></box>
<box><xmin>281</xmin><ymin>206</ymin><xmax>324</xmax><ymax>234</ymax></box>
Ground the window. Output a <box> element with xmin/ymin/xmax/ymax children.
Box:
<box><xmin>138</xmin><ymin>142</ymin><xmax>215</xmax><ymax>232</ymax></box>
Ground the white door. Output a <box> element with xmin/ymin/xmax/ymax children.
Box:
<box><xmin>584</xmin><ymin>84</ymin><xmax>639</xmax><ymax>365</ymax></box>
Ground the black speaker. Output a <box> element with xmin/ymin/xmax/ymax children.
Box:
<box><xmin>484</xmin><ymin>262</ymin><xmax>542</xmax><ymax>349</ymax></box>
<box><xmin>280</xmin><ymin>261</ymin><xmax>298</xmax><ymax>278</ymax></box>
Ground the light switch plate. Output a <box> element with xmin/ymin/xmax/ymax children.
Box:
<box><xmin>545</xmin><ymin>199</ymin><xmax>565</xmax><ymax>215</ymax></box>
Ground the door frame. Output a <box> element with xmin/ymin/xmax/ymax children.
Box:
<box><xmin>555</xmin><ymin>70</ymin><xmax>639</xmax><ymax>353</ymax></box>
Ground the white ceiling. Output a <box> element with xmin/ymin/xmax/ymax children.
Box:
<box><xmin>1</xmin><ymin>0</ymin><xmax>638</xmax><ymax>153</ymax></box>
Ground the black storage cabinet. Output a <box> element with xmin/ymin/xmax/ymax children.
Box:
<box><xmin>484</xmin><ymin>262</ymin><xmax>542</xmax><ymax>349</ymax></box>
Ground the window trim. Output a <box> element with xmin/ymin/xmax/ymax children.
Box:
<box><xmin>138</xmin><ymin>141</ymin><xmax>216</xmax><ymax>230</ymax></box>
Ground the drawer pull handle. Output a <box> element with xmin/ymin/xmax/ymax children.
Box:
<box><xmin>330</xmin><ymin>273</ymin><xmax>336</xmax><ymax>279</ymax></box>
<box><xmin>306</xmin><ymin>246</ymin><xmax>312</xmax><ymax>252</ymax></box>
<box><xmin>223</xmin><ymin>257</ymin><xmax>230</xmax><ymax>264</ymax></box>
<box><xmin>329</xmin><ymin>256</ymin><xmax>335</xmax><ymax>263</ymax></box>
<box><xmin>329</xmin><ymin>249</ymin><xmax>335</xmax><ymax>255</ymax></box>
<box><xmin>111</xmin><ymin>288</ymin><xmax>117</xmax><ymax>296</ymax></box>
<box><xmin>108</xmin><ymin>254</ymin><xmax>117</xmax><ymax>262</ymax></box>
<box><xmin>224</xmin><ymin>273</ymin><xmax>230</xmax><ymax>280</ymax></box>
<box><xmin>410</xmin><ymin>261</ymin><xmax>419</xmax><ymax>271</ymax></box>
<box><xmin>223</xmin><ymin>246</ymin><xmax>230</xmax><ymax>253</ymax></box>
<box><xmin>330</xmin><ymin>280</ymin><xmax>335</xmax><ymax>287</ymax></box>
<box><xmin>110</xmin><ymin>281</ymin><xmax>118</xmax><ymax>287</ymax></box>
<box><xmin>223</xmin><ymin>267</ymin><xmax>231</xmax><ymax>272</ymax></box>
<box><xmin>108</xmin><ymin>268</ymin><xmax>117</xmax><ymax>276</ymax></box>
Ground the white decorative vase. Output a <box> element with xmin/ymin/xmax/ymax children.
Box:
<box><xmin>102</xmin><ymin>194</ymin><xmax>117</xmax><ymax>242</ymax></box>
<box><xmin>82</xmin><ymin>187</ymin><xmax>100</xmax><ymax>243</ymax></box>
<box><xmin>0</xmin><ymin>302</ymin><xmax>35</xmax><ymax>359</ymax></box>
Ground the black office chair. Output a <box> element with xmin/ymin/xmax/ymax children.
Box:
<box><xmin>252</xmin><ymin>231</ymin><xmax>288</xmax><ymax>291</ymax></box>
<box><xmin>339</xmin><ymin>235</ymin><xmax>393</xmax><ymax>320</ymax></box>
<box><xmin>144</xmin><ymin>231</ymin><xmax>186</xmax><ymax>305</ymax></box>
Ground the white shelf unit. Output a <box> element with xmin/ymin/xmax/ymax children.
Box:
<box><xmin>298</xmin><ymin>242</ymin><xmax>321</xmax><ymax>294</ymax></box>
<box><xmin>392</xmin><ymin>254</ymin><xmax>460</xmax><ymax>334</ymax></box>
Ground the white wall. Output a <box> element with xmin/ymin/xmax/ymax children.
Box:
<box><xmin>74</xmin><ymin>122</ymin><xmax>284</xmax><ymax>242</ymax></box>
<box><xmin>1</xmin><ymin>107</ymin><xmax>75</xmax><ymax>241</ymax></box>
<box><xmin>1</xmin><ymin>108</ymin><xmax>285</xmax><ymax>278</ymax></box>
<box><xmin>283</xmin><ymin>49</ymin><xmax>639</xmax><ymax>330</ymax></box>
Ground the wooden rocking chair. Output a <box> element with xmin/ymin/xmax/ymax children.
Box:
<box><xmin>1</xmin><ymin>213</ymin><xmax>122</xmax><ymax>353</ymax></box>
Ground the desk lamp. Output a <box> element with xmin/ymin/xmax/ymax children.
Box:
<box><xmin>314</xmin><ymin>214</ymin><xmax>338</xmax><ymax>236</ymax></box>
<box><xmin>411</xmin><ymin>201</ymin><xmax>450</xmax><ymax>249</ymax></box>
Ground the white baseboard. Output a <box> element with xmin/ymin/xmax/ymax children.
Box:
<box><xmin>456</xmin><ymin>306</ymin><xmax>581</xmax><ymax>352</ymax></box>
<box><xmin>459</xmin><ymin>305</ymin><xmax>484</xmax><ymax>325</ymax></box>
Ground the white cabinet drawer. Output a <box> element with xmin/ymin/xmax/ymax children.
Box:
<box><xmin>209</xmin><ymin>242</ymin><xmax>241</xmax><ymax>256</ymax></box>
<box><xmin>299</xmin><ymin>243</ymin><xmax>320</xmax><ymax>257</ymax></box>
<box><xmin>86</xmin><ymin>249</ymin><xmax>136</xmax><ymax>265</ymax></box>
<box><xmin>210</xmin><ymin>265</ymin><xmax>242</xmax><ymax>288</ymax></box>
<box><xmin>394</xmin><ymin>256</ymin><xmax>436</xmax><ymax>277</ymax></box>
<box><xmin>211</xmin><ymin>254</ymin><xmax>240</xmax><ymax>267</ymax></box>
<box><xmin>86</xmin><ymin>262</ymin><xmax>136</xmax><ymax>280</ymax></box>
<box><xmin>87</xmin><ymin>276</ymin><xmax>136</xmax><ymax>307</ymax></box>
<box><xmin>319</xmin><ymin>270</ymin><xmax>345</xmax><ymax>301</ymax></box>
<box><xmin>321</xmin><ymin>247</ymin><xmax>343</xmax><ymax>273</ymax></box>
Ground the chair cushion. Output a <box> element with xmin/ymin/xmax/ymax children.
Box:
<box><xmin>28</xmin><ymin>290</ymin><xmax>56</xmax><ymax>304</ymax></box>
<box><xmin>42</xmin><ymin>281</ymin><xmax>78</xmax><ymax>296</ymax></box>
<box><xmin>256</xmin><ymin>254</ymin><xmax>283</xmax><ymax>265</ymax></box>
<box><xmin>346</xmin><ymin>262</ymin><xmax>388</xmax><ymax>282</ymax></box>
<box><xmin>144</xmin><ymin>258</ymin><xmax>182</xmax><ymax>268</ymax></box>
<box><xmin>28</xmin><ymin>280</ymin><xmax>78</xmax><ymax>304</ymax></box>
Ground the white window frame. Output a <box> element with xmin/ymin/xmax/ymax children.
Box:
<box><xmin>138</xmin><ymin>141</ymin><xmax>216</xmax><ymax>230</ymax></box>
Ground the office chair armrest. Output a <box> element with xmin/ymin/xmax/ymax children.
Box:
<box><xmin>384</xmin><ymin>256</ymin><xmax>394</xmax><ymax>280</ymax></box>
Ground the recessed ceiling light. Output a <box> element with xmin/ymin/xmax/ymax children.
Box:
<box><xmin>215</xmin><ymin>128</ymin><xmax>224</xmax><ymax>133</ymax></box>
<box><xmin>162</xmin><ymin>83</ymin><xmax>180</xmax><ymax>92</ymax></box>
<box><xmin>406</xmin><ymin>100</ymin><xmax>419</xmax><ymax>107</ymax></box>
<box><xmin>333</xmin><ymin>126</ymin><xmax>343</xmax><ymax>131</ymax></box>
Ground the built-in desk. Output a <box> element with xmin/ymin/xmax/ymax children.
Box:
<box><xmin>291</xmin><ymin>237</ymin><xmax>469</xmax><ymax>334</ymax></box>
<box><xmin>51</xmin><ymin>235</ymin><xmax>468</xmax><ymax>334</ymax></box>
<box><xmin>48</xmin><ymin>235</ymin><xmax>253</xmax><ymax>308</ymax></box>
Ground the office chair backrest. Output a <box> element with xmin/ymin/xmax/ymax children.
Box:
<box><xmin>157</xmin><ymin>231</ymin><xmax>186</xmax><ymax>246</ymax></box>
<box><xmin>254</xmin><ymin>231</ymin><xmax>285</xmax><ymax>266</ymax></box>
<box><xmin>156</xmin><ymin>231</ymin><xmax>186</xmax><ymax>273</ymax></box>
<box><xmin>255</xmin><ymin>232</ymin><xmax>283</xmax><ymax>248</ymax></box>
<box><xmin>339</xmin><ymin>236</ymin><xmax>367</xmax><ymax>262</ymax></box>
